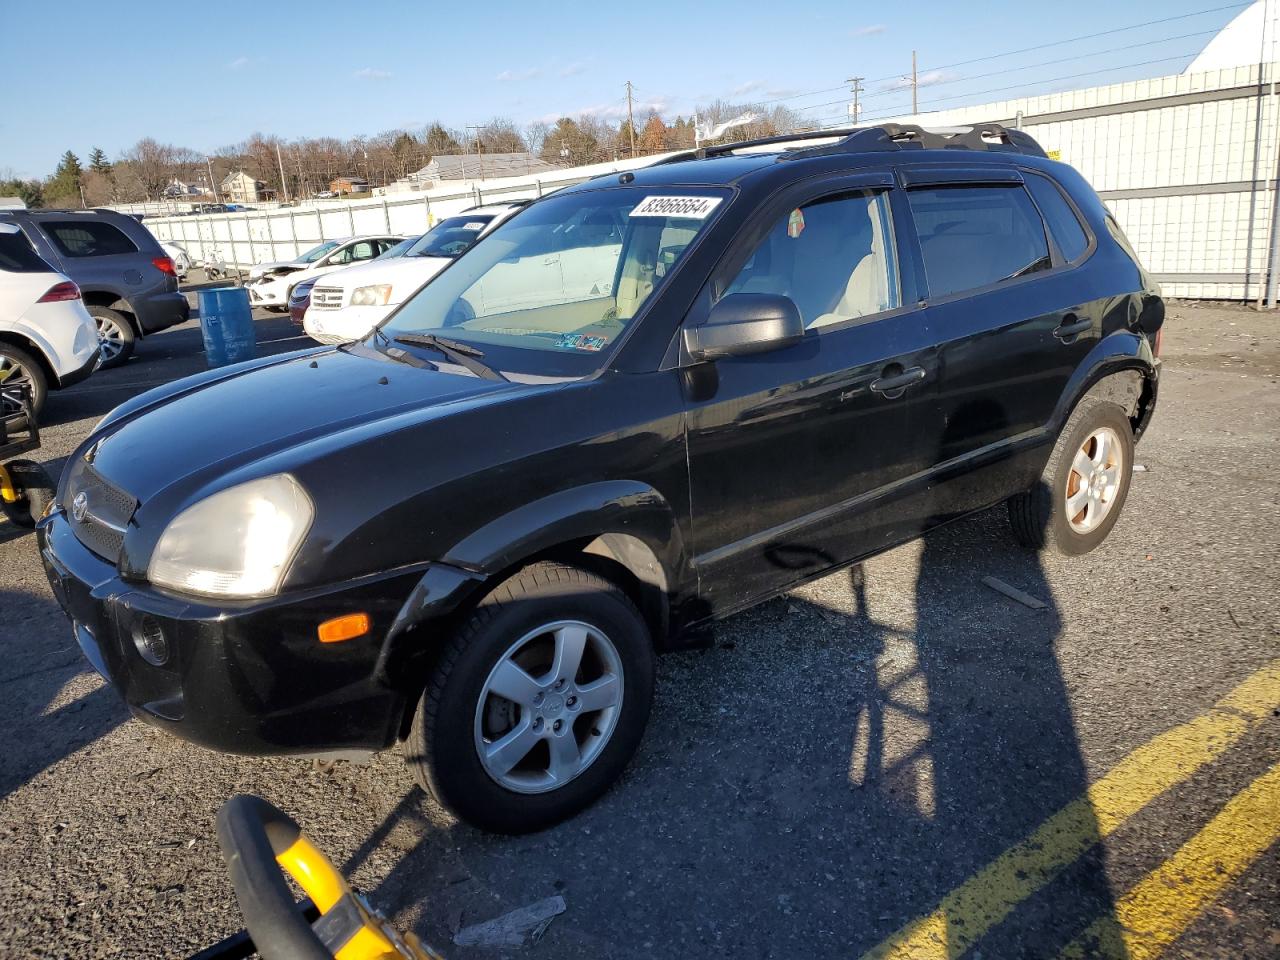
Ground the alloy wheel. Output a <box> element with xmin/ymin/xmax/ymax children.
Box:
<box><xmin>473</xmin><ymin>620</ymin><xmax>625</xmax><ymax>794</ymax></box>
<box><xmin>1065</xmin><ymin>426</ymin><xmax>1124</xmax><ymax>533</ymax></box>
<box><xmin>0</xmin><ymin>354</ymin><xmax>33</xmax><ymax>417</ymax></box>
<box><xmin>96</xmin><ymin>316</ymin><xmax>126</xmax><ymax>363</ymax></box>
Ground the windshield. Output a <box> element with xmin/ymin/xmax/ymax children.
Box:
<box><xmin>299</xmin><ymin>240</ymin><xmax>341</xmax><ymax>263</ymax></box>
<box><xmin>379</xmin><ymin>186</ymin><xmax>729</xmax><ymax>375</ymax></box>
<box><xmin>407</xmin><ymin>215</ymin><xmax>496</xmax><ymax>259</ymax></box>
<box><xmin>378</xmin><ymin>236</ymin><xmax>418</xmax><ymax>259</ymax></box>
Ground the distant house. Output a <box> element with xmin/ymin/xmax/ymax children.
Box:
<box><xmin>221</xmin><ymin>171</ymin><xmax>268</xmax><ymax>203</ymax></box>
<box><xmin>330</xmin><ymin>175</ymin><xmax>370</xmax><ymax>195</ymax></box>
<box><xmin>387</xmin><ymin>152</ymin><xmax>558</xmax><ymax>193</ymax></box>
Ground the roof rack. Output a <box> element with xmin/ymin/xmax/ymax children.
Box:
<box><xmin>653</xmin><ymin>122</ymin><xmax>1047</xmax><ymax>165</ymax></box>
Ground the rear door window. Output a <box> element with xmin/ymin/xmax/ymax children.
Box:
<box><xmin>1025</xmin><ymin>175</ymin><xmax>1089</xmax><ymax>262</ymax></box>
<box><xmin>907</xmin><ymin>185</ymin><xmax>1050</xmax><ymax>299</ymax></box>
<box><xmin>44</xmin><ymin>220</ymin><xmax>139</xmax><ymax>258</ymax></box>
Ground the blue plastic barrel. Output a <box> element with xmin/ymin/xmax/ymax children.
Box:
<box><xmin>197</xmin><ymin>287</ymin><xmax>256</xmax><ymax>368</ymax></box>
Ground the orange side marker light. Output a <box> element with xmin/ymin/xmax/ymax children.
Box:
<box><xmin>317</xmin><ymin>612</ymin><xmax>371</xmax><ymax>643</ymax></box>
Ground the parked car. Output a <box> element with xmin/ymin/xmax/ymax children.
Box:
<box><xmin>159</xmin><ymin>241</ymin><xmax>191</xmax><ymax>280</ymax></box>
<box><xmin>0</xmin><ymin>209</ymin><xmax>189</xmax><ymax>368</ymax></box>
<box><xmin>0</xmin><ymin>223</ymin><xmax>99</xmax><ymax>417</ymax></box>
<box><xmin>246</xmin><ymin>235</ymin><xmax>405</xmax><ymax>312</ymax></box>
<box><xmin>304</xmin><ymin>204</ymin><xmax>525</xmax><ymax>344</ymax></box>
<box><xmin>287</xmin><ymin>276</ymin><xmax>316</xmax><ymax>324</ymax></box>
<box><xmin>40</xmin><ymin>124</ymin><xmax>1162</xmax><ymax>834</ymax></box>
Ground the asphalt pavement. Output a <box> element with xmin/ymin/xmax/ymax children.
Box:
<box><xmin>0</xmin><ymin>296</ymin><xmax>1276</xmax><ymax>958</ymax></box>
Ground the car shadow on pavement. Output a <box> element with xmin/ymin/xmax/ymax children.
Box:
<box><xmin>0</xmin><ymin>587</ymin><xmax>128</xmax><ymax>801</ymax></box>
<box><xmin>319</xmin><ymin>507</ymin><xmax>1129</xmax><ymax>957</ymax></box>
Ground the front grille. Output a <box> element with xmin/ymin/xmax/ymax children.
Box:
<box><xmin>65</xmin><ymin>456</ymin><xmax>137</xmax><ymax>562</ymax></box>
<box><xmin>310</xmin><ymin>286</ymin><xmax>343</xmax><ymax>309</ymax></box>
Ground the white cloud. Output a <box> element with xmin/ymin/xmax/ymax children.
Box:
<box><xmin>730</xmin><ymin>80</ymin><xmax>765</xmax><ymax>97</ymax></box>
<box><xmin>577</xmin><ymin>97</ymin><xmax>671</xmax><ymax>120</ymax></box>
<box><xmin>496</xmin><ymin>67</ymin><xmax>543</xmax><ymax>82</ymax></box>
<box><xmin>884</xmin><ymin>69</ymin><xmax>955</xmax><ymax>90</ymax></box>
<box><xmin>227</xmin><ymin>56</ymin><xmax>250</xmax><ymax>70</ymax></box>
<box><xmin>851</xmin><ymin>24</ymin><xmax>887</xmax><ymax>37</ymax></box>
<box><xmin>559</xmin><ymin>61</ymin><xmax>587</xmax><ymax>78</ymax></box>
<box><xmin>354</xmin><ymin>67</ymin><xmax>391</xmax><ymax>80</ymax></box>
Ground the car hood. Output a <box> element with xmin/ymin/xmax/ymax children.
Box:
<box><xmin>316</xmin><ymin>255</ymin><xmax>450</xmax><ymax>302</ymax></box>
<box><xmin>249</xmin><ymin>260</ymin><xmax>305</xmax><ymax>278</ymax></box>
<box><xmin>86</xmin><ymin>346</ymin><xmax>520</xmax><ymax>507</ymax></box>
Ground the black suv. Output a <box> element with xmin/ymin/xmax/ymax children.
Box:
<box><xmin>0</xmin><ymin>209</ymin><xmax>190</xmax><ymax>367</ymax></box>
<box><xmin>40</xmin><ymin>124</ymin><xmax>1162</xmax><ymax>832</ymax></box>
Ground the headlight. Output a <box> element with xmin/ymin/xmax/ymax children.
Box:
<box><xmin>148</xmin><ymin>474</ymin><xmax>314</xmax><ymax>599</ymax></box>
<box><xmin>350</xmin><ymin>284</ymin><xmax>393</xmax><ymax>306</ymax></box>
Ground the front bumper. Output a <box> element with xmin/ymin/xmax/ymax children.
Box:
<box><xmin>304</xmin><ymin>304</ymin><xmax>394</xmax><ymax>344</ymax></box>
<box><xmin>38</xmin><ymin>510</ymin><xmax>431</xmax><ymax>756</ymax></box>
<box><xmin>249</xmin><ymin>277</ymin><xmax>290</xmax><ymax>306</ymax></box>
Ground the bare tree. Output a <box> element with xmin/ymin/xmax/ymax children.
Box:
<box><xmin>476</xmin><ymin>117</ymin><xmax>527</xmax><ymax>154</ymax></box>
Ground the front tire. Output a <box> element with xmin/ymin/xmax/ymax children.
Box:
<box><xmin>87</xmin><ymin>305</ymin><xmax>136</xmax><ymax>368</ymax></box>
<box><xmin>1008</xmin><ymin>398</ymin><xmax>1134</xmax><ymax>555</ymax></box>
<box><xmin>405</xmin><ymin>562</ymin><xmax>654</xmax><ymax>834</ymax></box>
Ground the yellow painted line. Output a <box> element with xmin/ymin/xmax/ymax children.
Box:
<box><xmin>1061</xmin><ymin>760</ymin><xmax>1280</xmax><ymax>960</ymax></box>
<box><xmin>860</xmin><ymin>660</ymin><xmax>1280</xmax><ymax>960</ymax></box>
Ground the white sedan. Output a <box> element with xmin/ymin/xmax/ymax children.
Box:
<box><xmin>247</xmin><ymin>235</ymin><xmax>406</xmax><ymax>311</ymax></box>
<box><xmin>303</xmin><ymin>204</ymin><xmax>526</xmax><ymax>344</ymax></box>
<box><xmin>0</xmin><ymin>224</ymin><xmax>100</xmax><ymax>416</ymax></box>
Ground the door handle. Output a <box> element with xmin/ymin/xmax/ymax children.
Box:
<box><xmin>1054</xmin><ymin>314</ymin><xmax>1092</xmax><ymax>340</ymax></box>
<box><xmin>870</xmin><ymin>366</ymin><xmax>927</xmax><ymax>397</ymax></box>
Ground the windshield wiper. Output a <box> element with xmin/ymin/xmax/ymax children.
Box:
<box><xmin>394</xmin><ymin>333</ymin><xmax>508</xmax><ymax>381</ymax></box>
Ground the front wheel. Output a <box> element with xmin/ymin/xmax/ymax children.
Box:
<box><xmin>405</xmin><ymin>562</ymin><xmax>654</xmax><ymax>833</ymax></box>
<box><xmin>0</xmin><ymin>343</ymin><xmax>47</xmax><ymax>423</ymax></box>
<box><xmin>1008</xmin><ymin>398</ymin><xmax>1134</xmax><ymax>555</ymax></box>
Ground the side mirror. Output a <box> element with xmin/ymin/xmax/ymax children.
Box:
<box><xmin>683</xmin><ymin>293</ymin><xmax>805</xmax><ymax>361</ymax></box>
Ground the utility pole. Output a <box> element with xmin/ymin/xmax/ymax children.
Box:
<box><xmin>625</xmin><ymin>80</ymin><xmax>637</xmax><ymax>156</ymax></box>
<box><xmin>846</xmin><ymin>76</ymin><xmax>864</xmax><ymax>125</ymax></box>
<box><xmin>911</xmin><ymin>50</ymin><xmax>919</xmax><ymax>114</ymax></box>
<box><xmin>275</xmin><ymin>143</ymin><xmax>290</xmax><ymax>203</ymax></box>
<box><xmin>466</xmin><ymin>125</ymin><xmax>485</xmax><ymax>180</ymax></box>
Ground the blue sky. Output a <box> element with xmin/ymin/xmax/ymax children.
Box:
<box><xmin>0</xmin><ymin>0</ymin><xmax>1250</xmax><ymax>178</ymax></box>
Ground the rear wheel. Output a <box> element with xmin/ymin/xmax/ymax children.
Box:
<box><xmin>0</xmin><ymin>343</ymin><xmax>47</xmax><ymax>422</ymax></box>
<box><xmin>87</xmin><ymin>305</ymin><xmax>136</xmax><ymax>368</ymax></box>
<box><xmin>1</xmin><ymin>460</ymin><xmax>54</xmax><ymax>528</ymax></box>
<box><xmin>405</xmin><ymin>562</ymin><xmax>654</xmax><ymax>833</ymax></box>
<box><xmin>1008</xmin><ymin>398</ymin><xmax>1134</xmax><ymax>555</ymax></box>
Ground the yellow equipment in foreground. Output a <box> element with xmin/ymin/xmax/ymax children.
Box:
<box><xmin>209</xmin><ymin>795</ymin><xmax>443</xmax><ymax>960</ymax></box>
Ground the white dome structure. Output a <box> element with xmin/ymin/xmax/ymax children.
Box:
<box><xmin>1185</xmin><ymin>0</ymin><xmax>1278</xmax><ymax>73</ymax></box>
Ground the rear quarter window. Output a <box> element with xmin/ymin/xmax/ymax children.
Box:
<box><xmin>0</xmin><ymin>231</ymin><xmax>51</xmax><ymax>272</ymax></box>
<box><xmin>44</xmin><ymin>220</ymin><xmax>139</xmax><ymax>258</ymax></box>
<box><xmin>1025</xmin><ymin>175</ymin><xmax>1090</xmax><ymax>262</ymax></box>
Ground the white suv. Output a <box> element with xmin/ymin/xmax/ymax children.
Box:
<box><xmin>304</xmin><ymin>203</ymin><xmax>527</xmax><ymax>344</ymax></box>
<box><xmin>0</xmin><ymin>224</ymin><xmax>99</xmax><ymax>416</ymax></box>
<box><xmin>247</xmin><ymin>235</ymin><xmax>406</xmax><ymax>311</ymax></box>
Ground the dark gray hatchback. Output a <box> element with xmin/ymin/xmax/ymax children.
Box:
<box><xmin>0</xmin><ymin>209</ymin><xmax>190</xmax><ymax>367</ymax></box>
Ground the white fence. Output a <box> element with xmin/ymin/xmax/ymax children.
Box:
<box><xmin>885</xmin><ymin>62</ymin><xmax>1280</xmax><ymax>301</ymax></box>
<box><xmin>139</xmin><ymin>155</ymin><xmax>671</xmax><ymax>271</ymax></box>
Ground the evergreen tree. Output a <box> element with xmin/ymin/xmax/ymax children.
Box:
<box><xmin>45</xmin><ymin>150</ymin><xmax>84</xmax><ymax>207</ymax></box>
<box><xmin>88</xmin><ymin>147</ymin><xmax>111</xmax><ymax>174</ymax></box>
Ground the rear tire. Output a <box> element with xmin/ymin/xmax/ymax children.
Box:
<box><xmin>1008</xmin><ymin>398</ymin><xmax>1134</xmax><ymax>555</ymax></box>
<box><xmin>87</xmin><ymin>305</ymin><xmax>136</xmax><ymax>368</ymax></box>
<box><xmin>405</xmin><ymin>561</ymin><xmax>654</xmax><ymax>834</ymax></box>
<box><xmin>0</xmin><ymin>342</ymin><xmax>48</xmax><ymax>423</ymax></box>
<box><xmin>1</xmin><ymin>460</ymin><xmax>53</xmax><ymax>528</ymax></box>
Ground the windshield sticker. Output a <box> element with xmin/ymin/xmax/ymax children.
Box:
<box><xmin>630</xmin><ymin>196</ymin><xmax>723</xmax><ymax>219</ymax></box>
<box><xmin>557</xmin><ymin>333</ymin><xmax>607</xmax><ymax>352</ymax></box>
<box><xmin>787</xmin><ymin>208</ymin><xmax>806</xmax><ymax>238</ymax></box>
<box><xmin>462</xmin><ymin>222</ymin><xmax>486</xmax><ymax>230</ymax></box>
